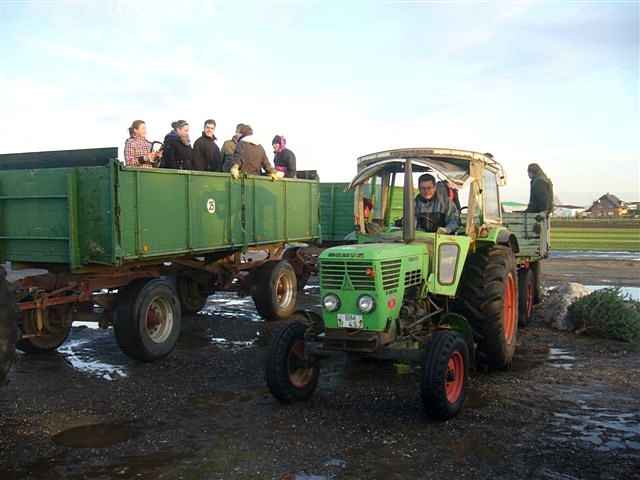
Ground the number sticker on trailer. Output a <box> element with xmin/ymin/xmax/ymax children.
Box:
<box><xmin>337</xmin><ymin>313</ymin><xmax>363</xmax><ymax>329</ymax></box>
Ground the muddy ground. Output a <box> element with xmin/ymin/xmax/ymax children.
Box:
<box><xmin>1</xmin><ymin>256</ymin><xmax>639</xmax><ymax>480</ymax></box>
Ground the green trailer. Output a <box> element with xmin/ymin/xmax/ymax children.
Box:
<box><xmin>0</xmin><ymin>147</ymin><xmax>320</xmax><ymax>362</ymax></box>
<box><xmin>319</xmin><ymin>183</ymin><xmax>404</xmax><ymax>243</ymax></box>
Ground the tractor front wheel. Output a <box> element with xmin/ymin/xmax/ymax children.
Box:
<box><xmin>421</xmin><ymin>330</ymin><xmax>469</xmax><ymax>420</ymax></box>
<box><xmin>266</xmin><ymin>318</ymin><xmax>319</xmax><ymax>403</ymax></box>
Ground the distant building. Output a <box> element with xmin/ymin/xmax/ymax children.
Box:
<box><xmin>586</xmin><ymin>193</ymin><xmax>628</xmax><ymax>217</ymax></box>
<box><xmin>553</xmin><ymin>204</ymin><xmax>586</xmax><ymax>218</ymax></box>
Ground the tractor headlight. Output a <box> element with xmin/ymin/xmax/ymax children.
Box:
<box><xmin>438</xmin><ymin>243</ymin><xmax>460</xmax><ymax>285</ymax></box>
<box><xmin>357</xmin><ymin>295</ymin><xmax>375</xmax><ymax>313</ymax></box>
<box><xmin>323</xmin><ymin>294</ymin><xmax>340</xmax><ymax>312</ymax></box>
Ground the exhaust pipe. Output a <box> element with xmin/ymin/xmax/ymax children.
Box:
<box><xmin>403</xmin><ymin>159</ymin><xmax>415</xmax><ymax>243</ymax></box>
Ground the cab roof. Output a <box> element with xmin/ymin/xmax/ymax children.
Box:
<box><xmin>350</xmin><ymin>147</ymin><xmax>506</xmax><ymax>190</ymax></box>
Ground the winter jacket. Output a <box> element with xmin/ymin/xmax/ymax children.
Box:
<box><xmin>273</xmin><ymin>148</ymin><xmax>297</xmax><ymax>178</ymax></box>
<box><xmin>415</xmin><ymin>192</ymin><xmax>460</xmax><ymax>233</ymax></box>
<box><xmin>231</xmin><ymin>139</ymin><xmax>275</xmax><ymax>176</ymax></box>
<box><xmin>525</xmin><ymin>175</ymin><xmax>554</xmax><ymax>212</ymax></box>
<box><xmin>162</xmin><ymin>135</ymin><xmax>193</xmax><ymax>170</ymax></box>
<box><xmin>221</xmin><ymin>137</ymin><xmax>238</xmax><ymax>172</ymax></box>
<box><xmin>192</xmin><ymin>132</ymin><xmax>222</xmax><ymax>171</ymax></box>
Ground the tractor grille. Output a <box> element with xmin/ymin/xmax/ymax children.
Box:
<box><xmin>380</xmin><ymin>259</ymin><xmax>402</xmax><ymax>293</ymax></box>
<box><xmin>404</xmin><ymin>269</ymin><xmax>422</xmax><ymax>287</ymax></box>
<box><xmin>320</xmin><ymin>260</ymin><xmax>375</xmax><ymax>291</ymax></box>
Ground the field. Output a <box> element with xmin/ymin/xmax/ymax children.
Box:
<box><xmin>551</xmin><ymin>218</ymin><xmax>640</xmax><ymax>251</ymax></box>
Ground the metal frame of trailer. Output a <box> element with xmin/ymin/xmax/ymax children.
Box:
<box><xmin>0</xmin><ymin>147</ymin><xmax>320</xmax><ymax>361</ymax></box>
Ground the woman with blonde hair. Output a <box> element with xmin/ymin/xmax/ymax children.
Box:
<box><xmin>124</xmin><ymin>120</ymin><xmax>160</xmax><ymax>168</ymax></box>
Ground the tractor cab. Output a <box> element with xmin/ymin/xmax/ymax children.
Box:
<box><xmin>348</xmin><ymin>148</ymin><xmax>507</xmax><ymax>244</ymax></box>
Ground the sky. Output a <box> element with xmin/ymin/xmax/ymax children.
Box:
<box><xmin>0</xmin><ymin>0</ymin><xmax>638</xmax><ymax>206</ymax></box>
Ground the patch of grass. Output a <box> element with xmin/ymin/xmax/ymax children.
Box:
<box><xmin>568</xmin><ymin>288</ymin><xmax>640</xmax><ymax>344</ymax></box>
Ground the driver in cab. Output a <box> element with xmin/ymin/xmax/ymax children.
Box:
<box><xmin>415</xmin><ymin>173</ymin><xmax>460</xmax><ymax>234</ymax></box>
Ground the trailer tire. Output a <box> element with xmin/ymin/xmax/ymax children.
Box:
<box><xmin>518</xmin><ymin>268</ymin><xmax>535</xmax><ymax>327</ymax></box>
<box><xmin>421</xmin><ymin>330</ymin><xmax>468</xmax><ymax>420</ymax></box>
<box><xmin>0</xmin><ymin>270</ymin><xmax>18</xmax><ymax>384</ymax></box>
<box><xmin>16</xmin><ymin>306</ymin><xmax>72</xmax><ymax>353</ymax></box>
<box><xmin>252</xmin><ymin>260</ymin><xmax>298</xmax><ymax>321</ymax></box>
<box><xmin>531</xmin><ymin>261</ymin><xmax>543</xmax><ymax>304</ymax></box>
<box><xmin>176</xmin><ymin>275</ymin><xmax>210</xmax><ymax>314</ymax></box>
<box><xmin>266</xmin><ymin>318</ymin><xmax>319</xmax><ymax>403</ymax></box>
<box><xmin>114</xmin><ymin>278</ymin><xmax>181</xmax><ymax>362</ymax></box>
<box><xmin>457</xmin><ymin>245</ymin><xmax>518</xmax><ymax>369</ymax></box>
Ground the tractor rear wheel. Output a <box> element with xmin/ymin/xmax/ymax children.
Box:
<box><xmin>457</xmin><ymin>245</ymin><xmax>518</xmax><ymax>369</ymax></box>
<box><xmin>114</xmin><ymin>278</ymin><xmax>181</xmax><ymax>362</ymax></box>
<box><xmin>266</xmin><ymin>318</ymin><xmax>319</xmax><ymax>403</ymax></box>
<box><xmin>421</xmin><ymin>330</ymin><xmax>469</xmax><ymax>420</ymax></box>
<box><xmin>252</xmin><ymin>260</ymin><xmax>298</xmax><ymax>321</ymax></box>
<box><xmin>0</xmin><ymin>270</ymin><xmax>18</xmax><ymax>384</ymax></box>
<box><xmin>518</xmin><ymin>268</ymin><xmax>535</xmax><ymax>327</ymax></box>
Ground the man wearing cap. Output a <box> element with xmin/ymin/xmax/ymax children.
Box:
<box><xmin>230</xmin><ymin>125</ymin><xmax>278</xmax><ymax>180</ymax></box>
<box><xmin>221</xmin><ymin>124</ymin><xmax>244</xmax><ymax>172</ymax></box>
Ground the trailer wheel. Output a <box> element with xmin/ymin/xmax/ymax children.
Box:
<box><xmin>266</xmin><ymin>318</ymin><xmax>319</xmax><ymax>403</ymax></box>
<box><xmin>421</xmin><ymin>330</ymin><xmax>469</xmax><ymax>420</ymax></box>
<box><xmin>176</xmin><ymin>275</ymin><xmax>210</xmax><ymax>314</ymax></box>
<box><xmin>0</xmin><ymin>270</ymin><xmax>18</xmax><ymax>384</ymax></box>
<box><xmin>518</xmin><ymin>268</ymin><xmax>535</xmax><ymax>327</ymax></box>
<box><xmin>252</xmin><ymin>260</ymin><xmax>298</xmax><ymax>321</ymax></box>
<box><xmin>457</xmin><ymin>245</ymin><xmax>518</xmax><ymax>369</ymax></box>
<box><xmin>531</xmin><ymin>261</ymin><xmax>543</xmax><ymax>304</ymax></box>
<box><xmin>114</xmin><ymin>278</ymin><xmax>181</xmax><ymax>362</ymax></box>
<box><xmin>16</xmin><ymin>306</ymin><xmax>72</xmax><ymax>353</ymax></box>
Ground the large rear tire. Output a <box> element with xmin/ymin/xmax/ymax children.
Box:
<box><xmin>0</xmin><ymin>269</ymin><xmax>18</xmax><ymax>384</ymax></box>
<box><xmin>266</xmin><ymin>318</ymin><xmax>319</xmax><ymax>403</ymax></box>
<box><xmin>114</xmin><ymin>278</ymin><xmax>181</xmax><ymax>362</ymax></box>
<box><xmin>16</xmin><ymin>306</ymin><xmax>72</xmax><ymax>353</ymax></box>
<box><xmin>252</xmin><ymin>260</ymin><xmax>298</xmax><ymax>321</ymax></box>
<box><xmin>421</xmin><ymin>330</ymin><xmax>469</xmax><ymax>420</ymax></box>
<box><xmin>457</xmin><ymin>245</ymin><xmax>518</xmax><ymax>369</ymax></box>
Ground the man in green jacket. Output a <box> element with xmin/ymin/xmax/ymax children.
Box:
<box><xmin>525</xmin><ymin>163</ymin><xmax>554</xmax><ymax>213</ymax></box>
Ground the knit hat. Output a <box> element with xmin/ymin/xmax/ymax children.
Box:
<box><xmin>172</xmin><ymin>120</ymin><xmax>189</xmax><ymax>129</ymax></box>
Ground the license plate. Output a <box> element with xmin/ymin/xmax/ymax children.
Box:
<box><xmin>337</xmin><ymin>313</ymin><xmax>363</xmax><ymax>329</ymax></box>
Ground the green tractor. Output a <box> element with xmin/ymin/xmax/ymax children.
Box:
<box><xmin>266</xmin><ymin>148</ymin><xmax>549</xmax><ymax>420</ymax></box>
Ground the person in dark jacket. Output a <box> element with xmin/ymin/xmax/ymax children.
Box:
<box><xmin>415</xmin><ymin>174</ymin><xmax>460</xmax><ymax>233</ymax></box>
<box><xmin>192</xmin><ymin>119</ymin><xmax>222</xmax><ymax>171</ymax></box>
<box><xmin>272</xmin><ymin>135</ymin><xmax>296</xmax><ymax>178</ymax></box>
<box><xmin>221</xmin><ymin>123</ymin><xmax>244</xmax><ymax>171</ymax></box>
<box><xmin>162</xmin><ymin>120</ymin><xmax>192</xmax><ymax>170</ymax></box>
<box><xmin>230</xmin><ymin>124</ymin><xmax>278</xmax><ymax>179</ymax></box>
<box><xmin>525</xmin><ymin>163</ymin><xmax>554</xmax><ymax>212</ymax></box>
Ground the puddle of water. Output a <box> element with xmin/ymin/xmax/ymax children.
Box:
<box><xmin>52</xmin><ymin>422</ymin><xmax>135</xmax><ymax>448</ymax></box>
<box><xmin>551</xmin><ymin>251</ymin><xmax>640</xmax><ymax>261</ymax></box>
<box><xmin>59</xmin><ymin>338</ymin><xmax>128</xmax><ymax>381</ymax></box>
<box><xmin>199</xmin><ymin>293</ymin><xmax>264</xmax><ymax>322</ymax></box>
<box><xmin>549</xmin><ymin>386</ymin><xmax>640</xmax><ymax>452</ymax></box>
<box><xmin>584</xmin><ymin>285</ymin><xmax>640</xmax><ymax>301</ymax></box>
<box><xmin>547</xmin><ymin>347</ymin><xmax>576</xmax><ymax>370</ymax></box>
<box><xmin>210</xmin><ymin>337</ymin><xmax>257</xmax><ymax>350</ymax></box>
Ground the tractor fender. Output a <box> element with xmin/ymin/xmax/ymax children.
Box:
<box><xmin>496</xmin><ymin>229</ymin><xmax>520</xmax><ymax>253</ymax></box>
<box><xmin>437</xmin><ymin>313</ymin><xmax>476</xmax><ymax>365</ymax></box>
